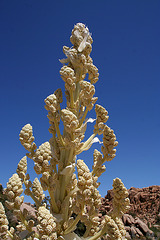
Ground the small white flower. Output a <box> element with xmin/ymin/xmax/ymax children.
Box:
<box><xmin>78</xmin><ymin>30</ymin><xmax>89</xmax><ymax>52</ymax></box>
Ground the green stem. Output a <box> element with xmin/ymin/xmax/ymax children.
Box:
<box><xmin>87</xmin><ymin>230</ymin><xmax>103</xmax><ymax>240</ymax></box>
<box><xmin>48</xmin><ymin>186</ymin><xmax>59</xmax><ymax>213</ymax></box>
<box><xmin>34</xmin><ymin>232</ymin><xmax>40</xmax><ymax>238</ymax></box>
<box><xmin>59</xmin><ymin>149</ymin><xmax>67</xmax><ymax>202</ymax></box>
<box><xmin>67</xmin><ymin>148</ymin><xmax>74</xmax><ymax>165</ymax></box>
<box><xmin>53</xmin><ymin>118</ymin><xmax>65</xmax><ymax>146</ymax></box>
<box><xmin>74</xmin><ymin>81</ymin><xmax>81</xmax><ymax>117</ymax></box>
<box><xmin>102</xmin><ymin>154</ymin><xmax>108</xmax><ymax>163</ymax></box>
<box><xmin>17</xmin><ymin>211</ymin><xmax>39</xmax><ymax>239</ymax></box>
<box><xmin>70</xmin><ymin>89</ymin><xmax>75</xmax><ymax>110</ymax></box>
<box><xmin>59</xmin><ymin>146</ymin><xmax>75</xmax><ymax>203</ymax></box>
<box><xmin>28</xmin><ymin>191</ymin><xmax>41</xmax><ymax>208</ymax></box>
<box><xmin>63</xmin><ymin>199</ymin><xmax>69</xmax><ymax>223</ymax></box>
<box><xmin>54</xmin><ymin>180</ymin><xmax>60</xmax><ymax>203</ymax></box>
<box><xmin>58</xmin><ymin>104</ymin><xmax>62</xmax><ymax>117</ymax></box>
<box><xmin>19</xmin><ymin>211</ymin><xmax>33</xmax><ymax>232</ymax></box>
<box><xmin>87</xmin><ymin>222</ymin><xmax>111</xmax><ymax>240</ymax></box>
<box><xmin>55</xmin><ymin>147</ymin><xmax>65</xmax><ymax>202</ymax></box>
<box><xmin>51</xmin><ymin>131</ymin><xmax>59</xmax><ymax>155</ymax></box>
<box><xmin>62</xmin><ymin>148</ymin><xmax>74</xmax><ymax>196</ymax></box>
<box><xmin>7</xmin><ymin>230</ymin><xmax>13</xmax><ymax>239</ymax></box>
<box><xmin>18</xmin><ymin>210</ymin><xmax>40</xmax><ymax>238</ymax></box>
<box><xmin>83</xmin><ymin>222</ymin><xmax>92</xmax><ymax>238</ymax></box>
<box><xmin>74</xmin><ymin>82</ymin><xmax>81</xmax><ymax>102</ymax></box>
<box><xmin>64</xmin><ymin>214</ymin><xmax>81</xmax><ymax>235</ymax></box>
<box><xmin>63</xmin><ymin>187</ymin><xmax>78</xmax><ymax>222</ymax></box>
<box><xmin>60</xmin><ymin>177</ymin><xmax>66</xmax><ymax>203</ymax></box>
<box><xmin>78</xmin><ymin>107</ymin><xmax>89</xmax><ymax>127</ymax></box>
<box><xmin>61</xmin><ymin>148</ymin><xmax>75</xmax><ymax>222</ymax></box>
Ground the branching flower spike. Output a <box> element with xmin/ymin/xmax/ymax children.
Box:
<box><xmin>0</xmin><ymin>23</ymin><xmax>129</xmax><ymax>240</ymax></box>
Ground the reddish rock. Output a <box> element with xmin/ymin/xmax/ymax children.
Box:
<box><xmin>130</xmin><ymin>226</ymin><xmax>137</xmax><ymax>238</ymax></box>
<box><xmin>128</xmin><ymin>185</ymin><xmax>160</xmax><ymax>225</ymax></box>
<box><xmin>135</xmin><ymin>227</ymin><xmax>143</xmax><ymax>236</ymax></box>
<box><xmin>122</xmin><ymin>214</ymin><xmax>135</xmax><ymax>226</ymax></box>
<box><xmin>100</xmin><ymin>185</ymin><xmax>160</xmax><ymax>239</ymax></box>
<box><xmin>20</xmin><ymin>202</ymin><xmax>37</xmax><ymax>220</ymax></box>
<box><xmin>101</xmin><ymin>185</ymin><xmax>160</xmax><ymax>225</ymax></box>
<box><xmin>135</xmin><ymin>217</ymin><xmax>153</xmax><ymax>235</ymax></box>
<box><xmin>124</xmin><ymin>226</ymin><xmax>130</xmax><ymax>232</ymax></box>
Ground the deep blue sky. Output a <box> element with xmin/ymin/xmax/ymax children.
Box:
<box><xmin>0</xmin><ymin>0</ymin><xmax>160</xmax><ymax>200</ymax></box>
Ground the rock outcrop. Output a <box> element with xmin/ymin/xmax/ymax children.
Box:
<box><xmin>128</xmin><ymin>186</ymin><xmax>160</xmax><ymax>226</ymax></box>
<box><xmin>122</xmin><ymin>214</ymin><xmax>154</xmax><ymax>239</ymax></box>
<box><xmin>100</xmin><ymin>185</ymin><xmax>160</xmax><ymax>239</ymax></box>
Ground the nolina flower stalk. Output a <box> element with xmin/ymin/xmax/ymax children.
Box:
<box><xmin>0</xmin><ymin>23</ymin><xmax>129</xmax><ymax>240</ymax></box>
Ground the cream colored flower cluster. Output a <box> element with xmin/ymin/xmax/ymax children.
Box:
<box><xmin>45</xmin><ymin>94</ymin><xmax>59</xmax><ymax>113</ymax></box>
<box><xmin>0</xmin><ymin>202</ymin><xmax>9</xmax><ymax>238</ymax></box>
<box><xmin>17</xmin><ymin>156</ymin><xmax>27</xmax><ymax>181</ymax></box>
<box><xmin>5</xmin><ymin>174</ymin><xmax>24</xmax><ymax>212</ymax></box>
<box><xmin>101</xmin><ymin>215</ymin><xmax>122</xmax><ymax>240</ymax></box>
<box><xmin>87</xmin><ymin>178</ymin><xmax>130</xmax><ymax>240</ymax></box>
<box><xmin>102</xmin><ymin>125</ymin><xmax>118</xmax><ymax>162</ymax></box>
<box><xmin>61</xmin><ymin>109</ymin><xmax>79</xmax><ymax>134</ymax></box>
<box><xmin>60</xmin><ymin>66</ymin><xmax>76</xmax><ymax>92</ymax></box>
<box><xmin>33</xmin><ymin>142</ymin><xmax>52</xmax><ymax>175</ymax></box>
<box><xmin>94</xmin><ymin>104</ymin><xmax>109</xmax><ymax>134</ymax></box>
<box><xmin>75</xmin><ymin>159</ymin><xmax>101</xmax><ymax>237</ymax></box>
<box><xmin>32</xmin><ymin>178</ymin><xmax>45</xmax><ymax>203</ymax></box>
<box><xmin>92</xmin><ymin>149</ymin><xmax>106</xmax><ymax>178</ymax></box>
<box><xmin>19</xmin><ymin>124</ymin><xmax>37</xmax><ymax>153</ymax></box>
<box><xmin>37</xmin><ymin>206</ymin><xmax>57</xmax><ymax>239</ymax></box>
<box><xmin>79</xmin><ymin>81</ymin><xmax>98</xmax><ymax>111</ymax></box>
<box><xmin>112</xmin><ymin>178</ymin><xmax>130</xmax><ymax>218</ymax></box>
<box><xmin>0</xmin><ymin>23</ymin><xmax>129</xmax><ymax>240</ymax></box>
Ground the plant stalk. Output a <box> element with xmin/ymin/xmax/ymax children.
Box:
<box><xmin>79</xmin><ymin>107</ymin><xmax>89</xmax><ymax>127</ymax></box>
<box><xmin>53</xmin><ymin>117</ymin><xmax>65</xmax><ymax>146</ymax></box>
<box><xmin>64</xmin><ymin>214</ymin><xmax>81</xmax><ymax>235</ymax></box>
<box><xmin>48</xmin><ymin>186</ymin><xmax>59</xmax><ymax>213</ymax></box>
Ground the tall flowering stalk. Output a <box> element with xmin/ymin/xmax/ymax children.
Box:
<box><xmin>0</xmin><ymin>23</ymin><xmax>129</xmax><ymax>240</ymax></box>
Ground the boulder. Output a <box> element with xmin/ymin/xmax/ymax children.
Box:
<box><xmin>130</xmin><ymin>226</ymin><xmax>137</xmax><ymax>238</ymax></box>
<box><xmin>134</xmin><ymin>227</ymin><xmax>143</xmax><ymax>236</ymax></box>
<box><xmin>122</xmin><ymin>214</ymin><xmax>135</xmax><ymax>226</ymax></box>
<box><xmin>20</xmin><ymin>202</ymin><xmax>37</xmax><ymax>221</ymax></box>
<box><xmin>135</xmin><ymin>217</ymin><xmax>151</xmax><ymax>234</ymax></box>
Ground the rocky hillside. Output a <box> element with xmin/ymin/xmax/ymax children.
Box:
<box><xmin>100</xmin><ymin>185</ymin><xmax>160</xmax><ymax>239</ymax></box>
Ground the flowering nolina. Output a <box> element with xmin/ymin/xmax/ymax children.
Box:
<box><xmin>0</xmin><ymin>23</ymin><xmax>129</xmax><ymax>240</ymax></box>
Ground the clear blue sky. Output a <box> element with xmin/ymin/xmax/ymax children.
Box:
<box><xmin>0</xmin><ymin>0</ymin><xmax>160</xmax><ymax>200</ymax></box>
